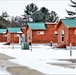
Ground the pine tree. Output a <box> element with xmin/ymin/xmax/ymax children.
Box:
<box><xmin>66</xmin><ymin>0</ymin><xmax>76</xmax><ymax>18</ymax></box>
<box><xmin>23</xmin><ymin>3</ymin><xmax>59</xmax><ymax>22</ymax></box>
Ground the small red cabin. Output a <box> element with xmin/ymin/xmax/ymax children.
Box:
<box><xmin>7</xmin><ymin>27</ymin><xmax>23</xmax><ymax>44</ymax></box>
<box><xmin>57</xmin><ymin>19</ymin><xmax>76</xmax><ymax>46</ymax></box>
<box><xmin>0</xmin><ymin>29</ymin><xmax>7</xmax><ymax>42</ymax></box>
<box><xmin>26</xmin><ymin>22</ymin><xmax>58</xmax><ymax>44</ymax></box>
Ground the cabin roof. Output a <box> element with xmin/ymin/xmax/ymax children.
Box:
<box><xmin>7</xmin><ymin>27</ymin><xmax>22</xmax><ymax>33</ymax></box>
<box><xmin>0</xmin><ymin>29</ymin><xmax>6</xmax><ymax>33</ymax></box>
<box><xmin>61</xmin><ymin>19</ymin><xmax>76</xmax><ymax>28</ymax></box>
<box><xmin>27</xmin><ymin>23</ymin><xmax>47</xmax><ymax>30</ymax></box>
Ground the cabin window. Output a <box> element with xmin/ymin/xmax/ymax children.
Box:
<box><xmin>54</xmin><ymin>31</ymin><xmax>58</xmax><ymax>36</ymax></box>
<box><xmin>28</xmin><ymin>31</ymin><xmax>31</xmax><ymax>40</ymax></box>
<box><xmin>37</xmin><ymin>31</ymin><xmax>44</xmax><ymax>35</ymax></box>
<box><xmin>61</xmin><ymin>30</ymin><xmax>64</xmax><ymax>42</ymax></box>
<box><xmin>14</xmin><ymin>34</ymin><xmax>19</xmax><ymax>37</ymax></box>
<box><xmin>3</xmin><ymin>34</ymin><xmax>7</xmax><ymax>37</ymax></box>
<box><xmin>74</xmin><ymin>30</ymin><xmax>76</xmax><ymax>34</ymax></box>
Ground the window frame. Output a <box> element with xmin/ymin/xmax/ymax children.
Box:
<box><xmin>37</xmin><ymin>31</ymin><xmax>44</xmax><ymax>35</ymax></box>
<box><xmin>14</xmin><ymin>34</ymin><xmax>19</xmax><ymax>37</ymax></box>
<box><xmin>54</xmin><ymin>31</ymin><xmax>58</xmax><ymax>36</ymax></box>
<box><xmin>61</xmin><ymin>30</ymin><xmax>64</xmax><ymax>42</ymax></box>
<box><xmin>28</xmin><ymin>31</ymin><xmax>31</xmax><ymax>40</ymax></box>
<box><xmin>74</xmin><ymin>30</ymin><xmax>76</xmax><ymax>34</ymax></box>
<box><xmin>3</xmin><ymin>34</ymin><xmax>7</xmax><ymax>37</ymax></box>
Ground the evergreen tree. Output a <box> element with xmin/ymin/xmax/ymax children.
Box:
<box><xmin>23</xmin><ymin>3</ymin><xmax>59</xmax><ymax>22</ymax></box>
<box><xmin>0</xmin><ymin>11</ymin><xmax>9</xmax><ymax>28</ymax></box>
<box><xmin>0</xmin><ymin>11</ymin><xmax>9</xmax><ymax>21</ymax></box>
<box><xmin>32</xmin><ymin>7</ymin><xmax>50</xmax><ymax>22</ymax></box>
<box><xmin>23</xmin><ymin>3</ymin><xmax>38</xmax><ymax>22</ymax></box>
<box><xmin>0</xmin><ymin>21</ymin><xmax>6</xmax><ymax>28</ymax></box>
<box><xmin>66</xmin><ymin>0</ymin><xmax>76</xmax><ymax>18</ymax></box>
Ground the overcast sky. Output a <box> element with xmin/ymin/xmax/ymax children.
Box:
<box><xmin>0</xmin><ymin>0</ymin><xmax>75</xmax><ymax>19</ymax></box>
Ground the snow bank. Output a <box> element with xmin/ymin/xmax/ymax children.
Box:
<box><xmin>0</xmin><ymin>44</ymin><xmax>76</xmax><ymax>74</ymax></box>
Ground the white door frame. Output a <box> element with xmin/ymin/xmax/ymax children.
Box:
<box><xmin>7</xmin><ymin>33</ymin><xmax>10</xmax><ymax>42</ymax></box>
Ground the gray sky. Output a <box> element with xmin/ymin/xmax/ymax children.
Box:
<box><xmin>0</xmin><ymin>0</ymin><xmax>75</xmax><ymax>18</ymax></box>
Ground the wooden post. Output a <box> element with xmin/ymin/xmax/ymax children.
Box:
<box><xmin>31</xmin><ymin>41</ymin><xmax>32</xmax><ymax>52</ymax></box>
<box><xmin>12</xmin><ymin>42</ymin><xmax>14</xmax><ymax>49</ymax></box>
<box><xmin>31</xmin><ymin>39</ymin><xmax>32</xmax><ymax>52</ymax></box>
<box><xmin>70</xmin><ymin>43</ymin><xmax>72</xmax><ymax>56</ymax></box>
<box><xmin>50</xmin><ymin>41</ymin><xmax>52</xmax><ymax>47</ymax></box>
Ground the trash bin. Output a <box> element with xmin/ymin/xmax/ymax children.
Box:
<box><xmin>22</xmin><ymin>42</ymin><xmax>29</xmax><ymax>50</ymax></box>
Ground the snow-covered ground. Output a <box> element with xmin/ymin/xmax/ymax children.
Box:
<box><xmin>0</xmin><ymin>43</ymin><xmax>76</xmax><ymax>74</ymax></box>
